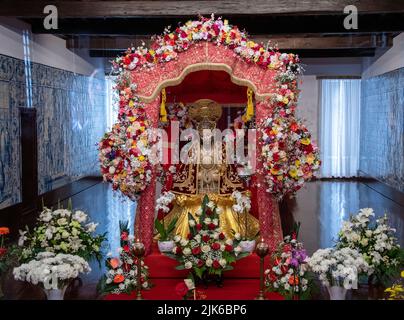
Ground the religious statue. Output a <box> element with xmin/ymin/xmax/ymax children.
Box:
<box><xmin>162</xmin><ymin>99</ymin><xmax>259</xmax><ymax>239</ymax></box>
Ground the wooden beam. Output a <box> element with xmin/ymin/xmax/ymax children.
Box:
<box><xmin>66</xmin><ymin>34</ymin><xmax>393</xmax><ymax>51</ymax></box>
<box><xmin>1</xmin><ymin>1</ymin><xmax>404</xmax><ymax>17</ymax></box>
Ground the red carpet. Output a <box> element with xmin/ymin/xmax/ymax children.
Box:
<box><xmin>105</xmin><ymin>243</ymin><xmax>282</xmax><ymax>300</ymax></box>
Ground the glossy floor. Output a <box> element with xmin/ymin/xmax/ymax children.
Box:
<box><xmin>2</xmin><ymin>179</ymin><xmax>403</xmax><ymax>300</ymax></box>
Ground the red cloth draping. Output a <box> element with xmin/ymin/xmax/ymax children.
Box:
<box><xmin>135</xmin><ymin>96</ymin><xmax>160</xmax><ymax>254</ymax></box>
<box><xmin>255</xmin><ymin>101</ymin><xmax>283</xmax><ymax>251</ymax></box>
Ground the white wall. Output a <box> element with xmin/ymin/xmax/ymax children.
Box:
<box><xmin>297</xmin><ymin>75</ymin><xmax>319</xmax><ymax>142</ymax></box>
<box><xmin>362</xmin><ymin>33</ymin><xmax>404</xmax><ymax>79</ymax></box>
<box><xmin>0</xmin><ymin>17</ymin><xmax>103</xmax><ymax>76</ymax></box>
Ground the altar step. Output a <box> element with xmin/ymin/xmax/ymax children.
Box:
<box><xmin>105</xmin><ymin>278</ymin><xmax>283</xmax><ymax>300</ymax></box>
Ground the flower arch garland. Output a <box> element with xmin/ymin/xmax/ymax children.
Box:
<box><xmin>98</xmin><ymin>15</ymin><xmax>320</xmax><ymax>251</ymax></box>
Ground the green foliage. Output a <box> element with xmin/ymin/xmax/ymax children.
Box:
<box><xmin>155</xmin><ymin>216</ymin><xmax>178</xmax><ymax>241</ymax></box>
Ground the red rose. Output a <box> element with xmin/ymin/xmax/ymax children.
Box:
<box><xmin>175</xmin><ymin>246</ymin><xmax>182</xmax><ymax>254</ymax></box>
<box><xmin>208</xmin><ymin>223</ymin><xmax>216</xmax><ymax>230</ymax></box>
<box><xmin>123</xmin><ymin>245</ymin><xmax>130</xmax><ymax>252</ymax></box>
<box><xmin>202</xmin><ymin>235</ymin><xmax>210</xmax><ymax>242</ymax></box>
<box><xmin>225</xmin><ymin>244</ymin><xmax>233</xmax><ymax>252</ymax></box>
<box><xmin>196</xmin><ymin>224</ymin><xmax>202</xmax><ymax>231</ymax></box>
<box><xmin>219</xmin><ymin>233</ymin><xmax>225</xmax><ymax>240</ymax></box>
<box><xmin>120</xmin><ymin>232</ymin><xmax>128</xmax><ymax>241</ymax></box>
<box><xmin>197</xmin><ymin>259</ymin><xmax>204</xmax><ymax>268</ymax></box>
<box><xmin>206</xmin><ymin>208</ymin><xmax>213</xmax><ymax>216</ymax></box>
<box><xmin>192</xmin><ymin>247</ymin><xmax>201</xmax><ymax>255</ymax></box>
<box><xmin>211</xmin><ymin>242</ymin><xmax>221</xmax><ymax>251</ymax></box>
<box><xmin>212</xmin><ymin>260</ymin><xmax>221</xmax><ymax>269</ymax></box>
<box><xmin>157</xmin><ymin>209</ymin><xmax>165</xmax><ymax>221</ymax></box>
<box><xmin>187</xmin><ymin>233</ymin><xmax>192</xmax><ymax>240</ymax></box>
<box><xmin>0</xmin><ymin>247</ymin><xmax>7</xmax><ymax>257</ymax></box>
<box><xmin>175</xmin><ymin>282</ymin><xmax>189</xmax><ymax>297</ymax></box>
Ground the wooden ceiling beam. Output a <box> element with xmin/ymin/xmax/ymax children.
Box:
<box><xmin>1</xmin><ymin>1</ymin><xmax>404</xmax><ymax>17</ymax></box>
<box><xmin>66</xmin><ymin>34</ymin><xmax>394</xmax><ymax>51</ymax></box>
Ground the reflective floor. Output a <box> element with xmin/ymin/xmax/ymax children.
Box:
<box><xmin>2</xmin><ymin>179</ymin><xmax>403</xmax><ymax>300</ymax></box>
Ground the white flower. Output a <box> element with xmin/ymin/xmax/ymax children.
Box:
<box><xmin>18</xmin><ymin>230</ymin><xmax>27</xmax><ymax>246</ymax></box>
<box><xmin>234</xmin><ymin>233</ymin><xmax>241</xmax><ymax>241</ymax></box>
<box><xmin>225</xmin><ymin>239</ymin><xmax>233</xmax><ymax>246</ymax></box>
<box><xmin>216</xmin><ymin>207</ymin><xmax>223</xmax><ymax>215</ymax></box>
<box><xmin>204</xmin><ymin>218</ymin><xmax>212</xmax><ymax>225</ymax></box>
<box><xmin>86</xmin><ymin>222</ymin><xmax>98</xmax><ymax>233</ymax></box>
<box><xmin>73</xmin><ymin>210</ymin><xmax>87</xmax><ymax>223</ymax></box>
<box><xmin>189</xmin><ymin>219</ymin><xmax>196</xmax><ymax>227</ymax></box>
<box><xmin>180</xmin><ymin>239</ymin><xmax>189</xmax><ymax>247</ymax></box>
<box><xmin>183</xmin><ymin>248</ymin><xmax>191</xmax><ymax>256</ymax></box>
<box><xmin>201</xmin><ymin>245</ymin><xmax>211</xmax><ymax>253</ymax></box>
<box><xmin>206</xmin><ymin>258</ymin><xmax>213</xmax><ymax>267</ymax></box>
<box><xmin>219</xmin><ymin>258</ymin><xmax>227</xmax><ymax>267</ymax></box>
<box><xmin>195</xmin><ymin>208</ymin><xmax>203</xmax><ymax>216</ymax></box>
<box><xmin>184</xmin><ymin>261</ymin><xmax>193</xmax><ymax>269</ymax></box>
<box><xmin>174</xmin><ymin>235</ymin><xmax>181</xmax><ymax>243</ymax></box>
<box><xmin>207</xmin><ymin>201</ymin><xmax>215</xmax><ymax>210</ymax></box>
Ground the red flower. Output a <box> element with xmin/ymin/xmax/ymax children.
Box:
<box><xmin>192</xmin><ymin>247</ymin><xmax>201</xmax><ymax>255</ymax></box>
<box><xmin>0</xmin><ymin>247</ymin><xmax>7</xmax><ymax>257</ymax></box>
<box><xmin>225</xmin><ymin>244</ymin><xmax>233</xmax><ymax>252</ymax></box>
<box><xmin>219</xmin><ymin>233</ymin><xmax>225</xmax><ymax>240</ymax></box>
<box><xmin>175</xmin><ymin>282</ymin><xmax>189</xmax><ymax>297</ymax></box>
<box><xmin>187</xmin><ymin>233</ymin><xmax>193</xmax><ymax>240</ymax></box>
<box><xmin>211</xmin><ymin>242</ymin><xmax>221</xmax><ymax>251</ymax></box>
<box><xmin>120</xmin><ymin>232</ymin><xmax>128</xmax><ymax>241</ymax></box>
<box><xmin>197</xmin><ymin>259</ymin><xmax>204</xmax><ymax>268</ymax></box>
<box><xmin>208</xmin><ymin>223</ymin><xmax>216</xmax><ymax>230</ymax></box>
<box><xmin>206</xmin><ymin>208</ymin><xmax>213</xmax><ymax>216</ymax></box>
<box><xmin>157</xmin><ymin>209</ymin><xmax>165</xmax><ymax>221</ymax></box>
<box><xmin>196</xmin><ymin>224</ymin><xmax>202</xmax><ymax>231</ymax></box>
<box><xmin>175</xmin><ymin>246</ymin><xmax>182</xmax><ymax>254</ymax></box>
<box><xmin>202</xmin><ymin>235</ymin><xmax>210</xmax><ymax>242</ymax></box>
<box><xmin>123</xmin><ymin>245</ymin><xmax>130</xmax><ymax>252</ymax></box>
<box><xmin>212</xmin><ymin>260</ymin><xmax>221</xmax><ymax>269</ymax></box>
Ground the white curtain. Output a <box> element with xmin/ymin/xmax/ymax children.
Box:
<box><xmin>320</xmin><ymin>79</ymin><xmax>361</xmax><ymax>177</ymax></box>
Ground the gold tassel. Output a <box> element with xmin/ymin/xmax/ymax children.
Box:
<box><xmin>160</xmin><ymin>88</ymin><xmax>168</xmax><ymax>122</ymax></box>
<box><xmin>242</xmin><ymin>87</ymin><xmax>254</xmax><ymax>122</ymax></box>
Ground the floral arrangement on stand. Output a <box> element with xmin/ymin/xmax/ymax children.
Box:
<box><xmin>17</xmin><ymin>202</ymin><xmax>106</xmax><ymax>265</ymax></box>
<box><xmin>308</xmin><ymin>247</ymin><xmax>370</xmax><ymax>300</ymax></box>
<box><xmin>168</xmin><ymin>195</ymin><xmax>247</xmax><ymax>286</ymax></box>
<box><xmin>98</xmin><ymin>106</ymin><xmax>156</xmax><ymax>200</ymax></box>
<box><xmin>259</xmin><ymin>115</ymin><xmax>321</xmax><ymax>200</ymax></box>
<box><xmin>13</xmin><ymin>252</ymin><xmax>90</xmax><ymax>300</ymax></box>
<box><xmin>175</xmin><ymin>278</ymin><xmax>207</xmax><ymax>300</ymax></box>
<box><xmin>265</xmin><ymin>225</ymin><xmax>312</xmax><ymax>300</ymax></box>
<box><xmin>336</xmin><ymin>207</ymin><xmax>403</xmax><ymax>286</ymax></box>
<box><xmin>154</xmin><ymin>191</ymin><xmax>178</xmax><ymax>252</ymax></box>
<box><xmin>384</xmin><ymin>271</ymin><xmax>404</xmax><ymax>300</ymax></box>
<box><xmin>98</xmin><ymin>222</ymin><xmax>151</xmax><ymax>295</ymax></box>
<box><xmin>0</xmin><ymin>227</ymin><xmax>10</xmax><ymax>274</ymax></box>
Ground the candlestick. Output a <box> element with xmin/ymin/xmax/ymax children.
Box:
<box><xmin>255</xmin><ymin>238</ymin><xmax>269</xmax><ymax>300</ymax></box>
<box><xmin>133</xmin><ymin>240</ymin><xmax>145</xmax><ymax>300</ymax></box>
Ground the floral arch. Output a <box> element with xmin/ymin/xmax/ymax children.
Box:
<box><xmin>99</xmin><ymin>15</ymin><xmax>320</xmax><ymax>253</ymax></box>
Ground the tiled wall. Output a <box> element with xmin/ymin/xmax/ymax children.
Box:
<box><xmin>0</xmin><ymin>54</ymin><xmax>106</xmax><ymax>209</ymax></box>
<box><xmin>360</xmin><ymin>68</ymin><xmax>404</xmax><ymax>192</ymax></box>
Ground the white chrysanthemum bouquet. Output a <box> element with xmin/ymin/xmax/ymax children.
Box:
<box><xmin>308</xmin><ymin>247</ymin><xmax>370</xmax><ymax>290</ymax></box>
<box><xmin>18</xmin><ymin>201</ymin><xmax>106</xmax><ymax>264</ymax></box>
<box><xmin>13</xmin><ymin>252</ymin><xmax>90</xmax><ymax>290</ymax></box>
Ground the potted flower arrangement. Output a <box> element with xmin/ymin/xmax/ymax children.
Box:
<box><xmin>155</xmin><ymin>191</ymin><xmax>178</xmax><ymax>253</ymax></box>
<box><xmin>14</xmin><ymin>202</ymin><xmax>106</xmax><ymax>299</ymax></box>
<box><xmin>265</xmin><ymin>224</ymin><xmax>312</xmax><ymax>300</ymax></box>
<box><xmin>336</xmin><ymin>208</ymin><xmax>404</xmax><ymax>288</ymax></box>
<box><xmin>17</xmin><ymin>202</ymin><xmax>106</xmax><ymax>264</ymax></box>
<box><xmin>308</xmin><ymin>247</ymin><xmax>370</xmax><ymax>300</ymax></box>
<box><xmin>0</xmin><ymin>227</ymin><xmax>12</xmax><ymax>298</ymax></box>
<box><xmin>231</xmin><ymin>191</ymin><xmax>257</xmax><ymax>253</ymax></box>
<box><xmin>98</xmin><ymin>222</ymin><xmax>151</xmax><ymax>296</ymax></box>
<box><xmin>168</xmin><ymin>195</ymin><xmax>248</xmax><ymax>287</ymax></box>
<box><xmin>13</xmin><ymin>252</ymin><xmax>90</xmax><ymax>300</ymax></box>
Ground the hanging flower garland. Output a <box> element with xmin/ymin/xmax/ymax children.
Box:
<box><xmin>259</xmin><ymin>113</ymin><xmax>321</xmax><ymax>200</ymax></box>
<box><xmin>98</xmin><ymin>106</ymin><xmax>156</xmax><ymax>200</ymax></box>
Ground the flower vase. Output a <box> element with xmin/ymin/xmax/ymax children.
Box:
<box><xmin>44</xmin><ymin>285</ymin><xmax>68</xmax><ymax>300</ymax></box>
<box><xmin>158</xmin><ymin>240</ymin><xmax>175</xmax><ymax>253</ymax></box>
<box><xmin>326</xmin><ymin>285</ymin><xmax>347</xmax><ymax>300</ymax></box>
<box><xmin>240</xmin><ymin>240</ymin><xmax>256</xmax><ymax>253</ymax></box>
